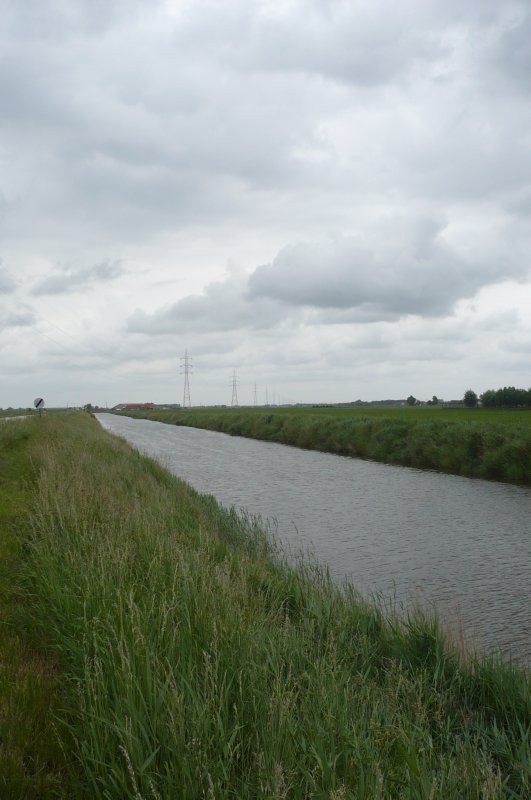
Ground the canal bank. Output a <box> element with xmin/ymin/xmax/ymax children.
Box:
<box><xmin>2</xmin><ymin>412</ymin><xmax>529</xmax><ymax>798</ymax></box>
<box><xmin>98</xmin><ymin>413</ymin><xmax>531</xmax><ymax>666</ymax></box>
<box><xmin>116</xmin><ymin>406</ymin><xmax>531</xmax><ymax>487</ymax></box>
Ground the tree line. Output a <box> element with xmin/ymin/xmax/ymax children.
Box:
<box><xmin>479</xmin><ymin>386</ymin><xmax>531</xmax><ymax>408</ymax></box>
<box><xmin>407</xmin><ymin>387</ymin><xmax>531</xmax><ymax>408</ymax></box>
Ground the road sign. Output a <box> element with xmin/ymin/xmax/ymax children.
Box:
<box><xmin>34</xmin><ymin>398</ymin><xmax>45</xmax><ymax>409</ymax></box>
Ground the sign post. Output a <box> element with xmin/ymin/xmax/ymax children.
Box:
<box><xmin>34</xmin><ymin>397</ymin><xmax>45</xmax><ymax>417</ymax></box>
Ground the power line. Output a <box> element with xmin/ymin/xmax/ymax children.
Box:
<box><xmin>180</xmin><ymin>350</ymin><xmax>193</xmax><ymax>408</ymax></box>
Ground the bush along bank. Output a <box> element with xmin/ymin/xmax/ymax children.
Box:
<box><xmin>118</xmin><ymin>408</ymin><xmax>531</xmax><ymax>486</ymax></box>
<box><xmin>3</xmin><ymin>411</ymin><xmax>529</xmax><ymax>798</ymax></box>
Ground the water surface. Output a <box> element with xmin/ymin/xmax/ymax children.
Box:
<box><xmin>97</xmin><ymin>414</ymin><xmax>531</xmax><ymax>664</ymax></box>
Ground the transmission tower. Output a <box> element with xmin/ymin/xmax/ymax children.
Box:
<box><xmin>253</xmin><ymin>382</ymin><xmax>258</xmax><ymax>407</ymax></box>
<box><xmin>180</xmin><ymin>349</ymin><xmax>193</xmax><ymax>408</ymax></box>
<box><xmin>231</xmin><ymin>370</ymin><xmax>239</xmax><ymax>407</ymax></box>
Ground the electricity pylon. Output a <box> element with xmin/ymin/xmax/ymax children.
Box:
<box><xmin>180</xmin><ymin>350</ymin><xmax>192</xmax><ymax>408</ymax></box>
<box><xmin>231</xmin><ymin>370</ymin><xmax>239</xmax><ymax>407</ymax></box>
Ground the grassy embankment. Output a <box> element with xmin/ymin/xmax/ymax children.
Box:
<box><xmin>0</xmin><ymin>412</ymin><xmax>529</xmax><ymax>798</ymax></box>
<box><xmin>0</xmin><ymin>417</ymin><xmax>66</xmax><ymax>797</ymax></box>
<box><xmin>118</xmin><ymin>406</ymin><xmax>531</xmax><ymax>486</ymax></box>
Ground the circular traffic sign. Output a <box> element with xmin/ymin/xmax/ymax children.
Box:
<box><xmin>34</xmin><ymin>398</ymin><xmax>45</xmax><ymax>409</ymax></box>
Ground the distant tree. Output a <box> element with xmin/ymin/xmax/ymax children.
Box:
<box><xmin>480</xmin><ymin>386</ymin><xmax>531</xmax><ymax>408</ymax></box>
<box><xmin>480</xmin><ymin>389</ymin><xmax>496</xmax><ymax>408</ymax></box>
<box><xmin>463</xmin><ymin>389</ymin><xmax>478</xmax><ymax>408</ymax></box>
<box><xmin>432</xmin><ymin>395</ymin><xmax>439</xmax><ymax>405</ymax></box>
<box><xmin>406</xmin><ymin>395</ymin><xmax>417</xmax><ymax>406</ymax></box>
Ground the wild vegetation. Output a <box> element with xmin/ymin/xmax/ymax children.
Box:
<box><xmin>0</xmin><ymin>418</ymin><xmax>66</xmax><ymax>798</ymax></box>
<box><xmin>1</xmin><ymin>412</ymin><xmax>529</xmax><ymax>798</ymax></box>
<box><xmin>119</xmin><ymin>406</ymin><xmax>531</xmax><ymax>486</ymax></box>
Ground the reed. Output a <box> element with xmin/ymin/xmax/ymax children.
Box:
<box><xmin>0</xmin><ymin>418</ymin><xmax>66</xmax><ymax>798</ymax></box>
<box><xmin>4</xmin><ymin>413</ymin><xmax>530</xmax><ymax>797</ymax></box>
<box><xmin>119</xmin><ymin>408</ymin><xmax>531</xmax><ymax>486</ymax></box>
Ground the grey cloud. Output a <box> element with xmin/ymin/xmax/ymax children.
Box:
<box><xmin>127</xmin><ymin>213</ymin><xmax>531</xmax><ymax>337</ymax></box>
<box><xmin>32</xmin><ymin>260</ymin><xmax>123</xmax><ymax>295</ymax></box>
<box><xmin>504</xmin><ymin>187</ymin><xmax>531</xmax><ymax>217</ymax></box>
<box><xmin>248</xmin><ymin>218</ymin><xmax>526</xmax><ymax>317</ymax></box>
<box><xmin>127</xmin><ymin>271</ymin><xmax>289</xmax><ymax>335</ymax></box>
<box><xmin>309</xmin><ymin>307</ymin><xmax>403</xmax><ymax>325</ymax></box>
<box><xmin>2</xmin><ymin>0</ymin><xmax>162</xmax><ymax>41</ymax></box>
<box><xmin>2</xmin><ymin>0</ymin><xmax>531</xmax><ymax>407</ymax></box>
<box><xmin>493</xmin><ymin>8</ymin><xmax>531</xmax><ymax>94</ymax></box>
<box><xmin>4</xmin><ymin>310</ymin><xmax>35</xmax><ymax>326</ymax></box>
<box><xmin>236</xmin><ymin>3</ymin><xmax>443</xmax><ymax>86</ymax></box>
<box><xmin>1</xmin><ymin>0</ymin><xmax>529</xmax><ymax>263</ymax></box>
<box><xmin>0</xmin><ymin>305</ymin><xmax>35</xmax><ymax>330</ymax></box>
<box><xmin>0</xmin><ymin>265</ymin><xmax>16</xmax><ymax>293</ymax></box>
<box><xmin>500</xmin><ymin>333</ymin><xmax>531</xmax><ymax>355</ymax></box>
<box><xmin>174</xmin><ymin>0</ymin><xmax>501</xmax><ymax>88</ymax></box>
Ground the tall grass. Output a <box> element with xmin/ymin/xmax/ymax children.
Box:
<box><xmin>12</xmin><ymin>413</ymin><xmax>529</xmax><ymax>797</ymax></box>
<box><xmin>0</xmin><ymin>418</ymin><xmax>67</xmax><ymax>798</ymax></box>
<box><xmin>119</xmin><ymin>408</ymin><xmax>531</xmax><ymax>486</ymax></box>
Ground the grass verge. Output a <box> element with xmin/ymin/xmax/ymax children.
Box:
<box><xmin>0</xmin><ymin>417</ymin><xmax>66</xmax><ymax>798</ymax></box>
<box><xmin>118</xmin><ymin>408</ymin><xmax>531</xmax><ymax>486</ymax></box>
<box><xmin>2</xmin><ymin>412</ymin><xmax>530</xmax><ymax>797</ymax></box>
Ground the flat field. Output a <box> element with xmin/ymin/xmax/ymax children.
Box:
<box><xmin>129</xmin><ymin>404</ymin><xmax>531</xmax><ymax>426</ymax></box>
<box><xmin>264</xmin><ymin>406</ymin><xmax>531</xmax><ymax>425</ymax></box>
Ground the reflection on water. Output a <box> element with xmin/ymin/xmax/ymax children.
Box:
<box><xmin>97</xmin><ymin>414</ymin><xmax>531</xmax><ymax>665</ymax></box>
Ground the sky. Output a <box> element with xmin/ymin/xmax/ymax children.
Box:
<box><xmin>1</xmin><ymin>0</ymin><xmax>530</xmax><ymax>408</ymax></box>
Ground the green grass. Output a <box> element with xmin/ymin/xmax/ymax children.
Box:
<box><xmin>2</xmin><ymin>412</ymin><xmax>529</xmax><ymax>797</ymax></box>
<box><xmin>117</xmin><ymin>406</ymin><xmax>531</xmax><ymax>486</ymax></box>
<box><xmin>0</xmin><ymin>417</ymin><xmax>67</xmax><ymax>798</ymax></box>
<box><xmin>215</xmin><ymin>406</ymin><xmax>531</xmax><ymax>427</ymax></box>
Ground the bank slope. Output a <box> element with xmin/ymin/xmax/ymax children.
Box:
<box><xmin>119</xmin><ymin>407</ymin><xmax>531</xmax><ymax>486</ymax></box>
<box><xmin>4</xmin><ymin>412</ymin><xmax>530</xmax><ymax>798</ymax></box>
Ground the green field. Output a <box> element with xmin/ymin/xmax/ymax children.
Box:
<box><xmin>1</xmin><ymin>412</ymin><xmax>529</xmax><ymax>798</ymax></box>
<box><xmin>119</xmin><ymin>405</ymin><xmax>531</xmax><ymax>486</ymax></box>
<box><xmin>124</xmin><ymin>405</ymin><xmax>531</xmax><ymax>424</ymax></box>
<box><xmin>265</xmin><ymin>406</ymin><xmax>531</xmax><ymax>426</ymax></box>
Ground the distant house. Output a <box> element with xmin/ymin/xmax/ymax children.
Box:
<box><xmin>112</xmin><ymin>402</ymin><xmax>155</xmax><ymax>411</ymax></box>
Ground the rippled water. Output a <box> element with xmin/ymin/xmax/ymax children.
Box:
<box><xmin>97</xmin><ymin>414</ymin><xmax>531</xmax><ymax>665</ymax></box>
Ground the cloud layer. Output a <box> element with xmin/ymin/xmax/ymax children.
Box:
<box><xmin>1</xmin><ymin>0</ymin><xmax>530</xmax><ymax>406</ymax></box>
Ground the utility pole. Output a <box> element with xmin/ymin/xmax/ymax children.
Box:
<box><xmin>231</xmin><ymin>370</ymin><xmax>239</xmax><ymax>407</ymax></box>
<box><xmin>265</xmin><ymin>386</ymin><xmax>269</xmax><ymax>407</ymax></box>
<box><xmin>253</xmin><ymin>382</ymin><xmax>258</xmax><ymax>407</ymax></box>
<box><xmin>180</xmin><ymin>349</ymin><xmax>192</xmax><ymax>408</ymax></box>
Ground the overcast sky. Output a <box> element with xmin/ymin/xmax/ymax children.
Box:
<box><xmin>1</xmin><ymin>0</ymin><xmax>530</xmax><ymax>408</ymax></box>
